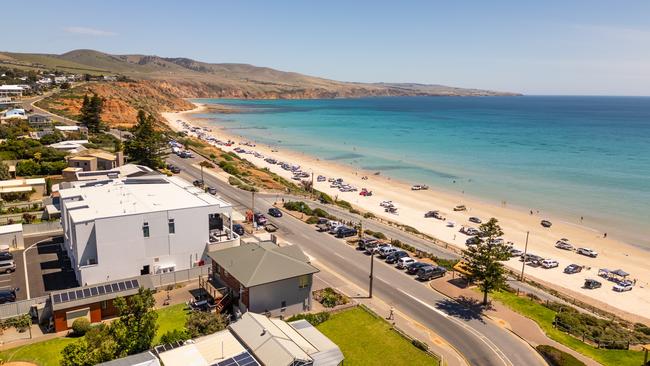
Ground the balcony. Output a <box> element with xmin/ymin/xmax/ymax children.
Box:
<box><xmin>207</xmin><ymin>226</ymin><xmax>240</xmax><ymax>252</ymax></box>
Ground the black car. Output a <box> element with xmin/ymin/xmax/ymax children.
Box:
<box><xmin>335</xmin><ymin>227</ymin><xmax>357</xmax><ymax>238</ymax></box>
<box><xmin>406</xmin><ymin>262</ymin><xmax>430</xmax><ymax>275</ymax></box>
<box><xmin>268</xmin><ymin>207</ymin><xmax>283</xmax><ymax>218</ymax></box>
<box><xmin>385</xmin><ymin>251</ymin><xmax>408</xmax><ymax>264</ymax></box>
<box><xmin>193</xmin><ymin>179</ymin><xmax>204</xmax><ymax>187</ymax></box>
<box><xmin>232</xmin><ymin>224</ymin><xmax>245</xmax><ymax>236</ymax></box>
<box><xmin>541</xmin><ymin>220</ymin><xmax>552</xmax><ymax>228</ymax></box>
<box><xmin>170</xmin><ymin>166</ymin><xmax>181</xmax><ymax>174</ymax></box>
<box><xmin>584</xmin><ymin>279</ymin><xmax>602</xmax><ymax>289</ymax></box>
<box><xmin>416</xmin><ymin>266</ymin><xmax>446</xmax><ymax>281</ymax></box>
<box><xmin>466</xmin><ymin>237</ymin><xmax>481</xmax><ymax>245</ymax></box>
<box><xmin>207</xmin><ymin>187</ymin><xmax>217</xmax><ymax>195</ymax></box>
<box><xmin>0</xmin><ymin>252</ymin><xmax>13</xmax><ymax>261</ymax></box>
<box><xmin>564</xmin><ymin>264</ymin><xmax>582</xmax><ymax>274</ymax></box>
<box><xmin>469</xmin><ymin>216</ymin><xmax>482</xmax><ymax>224</ymax></box>
<box><xmin>0</xmin><ymin>288</ymin><xmax>18</xmax><ymax>304</ymax></box>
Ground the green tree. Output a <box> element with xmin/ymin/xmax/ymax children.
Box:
<box><xmin>185</xmin><ymin>311</ymin><xmax>227</xmax><ymax>338</ymax></box>
<box><xmin>39</xmin><ymin>130</ymin><xmax>64</xmax><ymax>145</ymax></box>
<box><xmin>462</xmin><ymin>217</ymin><xmax>511</xmax><ymax>306</ymax></box>
<box><xmin>158</xmin><ymin>329</ymin><xmax>190</xmax><ymax>345</ymax></box>
<box><xmin>79</xmin><ymin>94</ymin><xmax>103</xmax><ymax>133</ymax></box>
<box><xmin>0</xmin><ymin>161</ymin><xmax>10</xmax><ymax>180</ymax></box>
<box><xmin>124</xmin><ymin>110</ymin><xmax>167</xmax><ymax>168</ymax></box>
<box><xmin>16</xmin><ymin>159</ymin><xmax>41</xmax><ymax>177</ymax></box>
<box><xmin>111</xmin><ymin>287</ymin><xmax>158</xmax><ymax>356</ymax></box>
<box><xmin>61</xmin><ymin>325</ymin><xmax>119</xmax><ymax>366</ymax></box>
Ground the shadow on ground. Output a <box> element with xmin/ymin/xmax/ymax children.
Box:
<box><xmin>435</xmin><ymin>296</ymin><xmax>488</xmax><ymax>322</ymax></box>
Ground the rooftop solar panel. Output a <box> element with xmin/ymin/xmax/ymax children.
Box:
<box><xmin>118</xmin><ymin>282</ymin><xmax>126</xmax><ymax>291</ymax></box>
<box><xmin>215</xmin><ymin>351</ymin><xmax>260</xmax><ymax>366</ymax></box>
<box><xmin>90</xmin><ymin>287</ymin><xmax>98</xmax><ymax>296</ymax></box>
<box><xmin>83</xmin><ymin>288</ymin><xmax>91</xmax><ymax>297</ymax></box>
<box><xmin>53</xmin><ymin>294</ymin><xmax>61</xmax><ymax>304</ymax></box>
<box><xmin>98</xmin><ymin>286</ymin><xmax>105</xmax><ymax>295</ymax></box>
<box><xmin>68</xmin><ymin>291</ymin><xmax>76</xmax><ymax>301</ymax></box>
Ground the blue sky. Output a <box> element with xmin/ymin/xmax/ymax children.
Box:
<box><xmin>3</xmin><ymin>1</ymin><xmax>650</xmax><ymax>95</ymax></box>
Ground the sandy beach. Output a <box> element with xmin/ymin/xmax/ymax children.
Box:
<box><xmin>163</xmin><ymin>103</ymin><xmax>650</xmax><ymax>324</ymax></box>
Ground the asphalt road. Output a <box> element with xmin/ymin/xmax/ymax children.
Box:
<box><xmin>169</xmin><ymin>154</ymin><xmax>545</xmax><ymax>366</ymax></box>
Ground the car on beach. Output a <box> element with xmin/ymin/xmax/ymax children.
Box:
<box><xmin>267</xmin><ymin>207</ymin><xmax>283</xmax><ymax>217</ymax></box>
<box><xmin>584</xmin><ymin>279</ymin><xmax>602</xmax><ymax>289</ymax></box>
<box><xmin>317</xmin><ymin>175</ymin><xmax>326</xmax><ymax>182</ymax></box>
<box><xmin>555</xmin><ymin>240</ymin><xmax>573</xmax><ymax>250</ymax></box>
<box><xmin>540</xmin><ymin>220</ymin><xmax>552</xmax><ymax>228</ymax></box>
<box><xmin>469</xmin><ymin>217</ymin><xmax>482</xmax><ymax>224</ymax></box>
<box><xmin>613</xmin><ymin>280</ymin><xmax>634</xmax><ymax>292</ymax></box>
<box><xmin>564</xmin><ymin>264</ymin><xmax>582</xmax><ymax>274</ymax></box>
<box><xmin>453</xmin><ymin>205</ymin><xmax>467</xmax><ymax>211</ymax></box>
<box><xmin>541</xmin><ymin>259</ymin><xmax>559</xmax><ymax>269</ymax></box>
<box><xmin>577</xmin><ymin>247</ymin><xmax>598</xmax><ymax>258</ymax></box>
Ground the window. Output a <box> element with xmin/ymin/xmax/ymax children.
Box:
<box><xmin>168</xmin><ymin>219</ymin><xmax>175</xmax><ymax>234</ymax></box>
<box><xmin>101</xmin><ymin>300</ymin><xmax>107</xmax><ymax>310</ymax></box>
<box><xmin>298</xmin><ymin>275</ymin><xmax>311</xmax><ymax>289</ymax></box>
<box><xmin>142</xmin><ymin>222</ymin><xmax>150</xmax><ymax>237</ymax></box>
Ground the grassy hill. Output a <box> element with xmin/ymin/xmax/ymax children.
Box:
<box><xmin>1</xmin><ymin>49</ymin><xmax>519</xmax><ymax>98</ymax></box>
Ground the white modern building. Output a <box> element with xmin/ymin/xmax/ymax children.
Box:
<box><xmin>0</xmin><ymin>85</ymin><xmax>24</xmax><ymax>98</ymax></box>
<box><xmin>59</xmin><ymin>168</ymin><xmax>238</xmax><ymax>286</ymax></box>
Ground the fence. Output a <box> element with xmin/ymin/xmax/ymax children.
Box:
<box><xmin>149</xmin><ymin>266</ymin><xmax>210</xmax><ymax>289</ymax></box>
<box><xmin>22</xmin><ymin>221</ymin><xmax>62</xmax><ymax>236</ymax></box>
<box><xmin>0</xmin><ymin>296</ymin><xmax>49</xmax><ymax>320</ymax></box>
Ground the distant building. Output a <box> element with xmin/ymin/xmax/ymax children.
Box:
<box><xmin>0</xmin><ymin>178</ymin><xmax>46</xmax><ymax>200</ymax></box>
<box><xmin>48</xmin><ymin>140</ymin><xmax>89</xmax><ymax>154</ymax></box>
<box><xmin>59</xmin><ymin>172</ymin><xmax>238</xmax><ymax>285</ymax></box>
<box><xmin>27</xmin><ymin>114</ymin><xmax>52</xmax><ymax>128</ymax></box>
<box><xmin>55</xmin><ymin>125</ymin><xmax>88</xmax><ymax>136</ymax></box>
<box><xmin>208</xmin><ymin>242</ymin><xmax>319</xmax><ymax>317</ymax></box>
<box><xmin>0</xmin><ymin>85</ymin><xmax>24</xmax><ymax>98</ymax></box>
<box><xmin>54</xmin><ymin>76</ymin><xmax>67</xmax><ymax>84</ymax></box>
<box><xmin>1</xmin><ymin>108</ymin><xmax>26</xmax><ymax>120</ymax></box>
<box><xmin>67</xmin><ymin>151</ymin><xmax>125</xmax><ymax>173</ymax></box>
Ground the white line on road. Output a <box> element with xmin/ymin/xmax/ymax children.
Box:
<box><xmin>398</xmin><ymin>289</ymin><xmax>448</xmax><ymax>318</ymax></box>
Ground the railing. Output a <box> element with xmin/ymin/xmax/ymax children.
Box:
<box><xmin>149</xmin><ymin>265</ymin><xmax>210</xmax><ymax>289</ymax></box>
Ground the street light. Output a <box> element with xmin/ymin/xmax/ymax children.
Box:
<box><xmin>520</xmin><ymin>231</ymin><xmax>530</xmax><ymax>281</ymax></box>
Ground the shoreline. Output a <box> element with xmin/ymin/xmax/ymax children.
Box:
<box><xmin>163</xmin><ymin>102</ymin><xmax>650</xmax><ymax>324</ymax></box>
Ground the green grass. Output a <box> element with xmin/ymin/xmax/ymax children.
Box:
<box><xmin>316</xmin><ymin>307</ymin><xmax>439</xmax><ymax>365</ymax></box>
<box><xmin>0</xmin><ymin>304</ymin><xmax>190</xmax><ymax>365</ymax></box>
<box><xmin>154</xmin><ymin>303</ymin><xmax>190</xmax><ymax>344</ymax></box>
<box><xmin>0</xmin><ymin>337</ymin><xmax>75</xmax><ymax>366</ymax></box>
<box><xmin>490</xmin><ymin>290</ymin><xmax>644</xmax><ymax>366</ymax></box>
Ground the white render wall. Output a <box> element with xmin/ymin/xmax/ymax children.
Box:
<box><xmin>65</xmin><ymin>204</ymin><xmax>230</xmax><ymax>286</ymax></box>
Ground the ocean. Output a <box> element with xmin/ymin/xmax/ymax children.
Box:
<box><xmin>193</xmin><ymin>96</ymin><xmax>650</xmax><ymax>248</ymax></box>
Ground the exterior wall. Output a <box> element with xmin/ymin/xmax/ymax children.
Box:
<box><xmin>53</xmin><ymin>299</ymin><xmax>120</xmax><ymax>332</ymax></box>
<box><xmin>69</xmin><ymin>205</ymin><xmax>223</xmax><ymax>285</ymax></box>
<box><xmin>0</xmin><ymin>230</ymin><xmax>24</xmax><ymax>250</ymax></box>
<box><xmin>68</xmin><ymin>158</ymin><xmax>98</xmax><ymax>172</ymax></box>
<box><xmin>95</xmin><ymin>158</ymin><xmax>117</xmax><ymax>170</ymax></box>
<box><xmin>248</xmin><ymin>275</ymin><xmax>313</xmax><ymax>318</ymax></box>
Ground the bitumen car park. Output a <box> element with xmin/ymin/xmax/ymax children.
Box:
<box><xmin>22</xmin><ymin>235</ymin><xmax>79</xmax><ymax>300</ymax></box>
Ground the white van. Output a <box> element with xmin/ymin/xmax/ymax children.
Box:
<box><xmin>397</xmin><ymin>257</ymin><xmax>415</xmax><ymax>269</ymax></box>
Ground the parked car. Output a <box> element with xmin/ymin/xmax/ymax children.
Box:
<box><xmin>267</xmin><ymin>207</ymin><xmax>283</xmax><ymax>217</ymax></box>
<box><xmin>357</xmin><ymin>237</ymin><xmax>378</xmax><ymax>250</ymax></box>
<box><xmin>397</xmin><ymin>257</ymin><xmax>416</xmax><ymax>269</ymax></box>
<box><xmin>564</xmin><ymin>264</ymin><xmax>582</xmax><ymax>274</ymax></box>
<box><xmin>254</xmin><ymin>213</ymin><xmax>267</xmax><ymax>226</ymax></box>
<box><xmin>577</xmin><ymin>247</ymin><xmax>598</xmax><ymax>258</ymax></box>
<box><xmin>0</xmin><ymin>260</ymin><xmax>15</xmax><ymax>274</ymax></box>
<box><xmin>584</xmin><ymin>279</ymin><xmax>602</xmax><ymax>289</ymax></box>
<box><xmin>416</xmin><ymin>266</ymin><xmax>446</xmax><ymax>281</ymax></box>
<box><xmin>555</xmin><ymin>240</ymin><xmax>573</xmax><ymax>250</ymax></box>
<box><xmin>466</xmin><ymin>237</ymin><xmax>481</xmax><ymax>245</ymax></box>
<box><xmin>0</xmin><ymin>252</ymin><xmax>13</xmax><ymax>261</ymax></box>
<box><xmin>207</xmin><ymin>186</ymin><xmax>217</xmax><ymax>195</ymax></box>
<box><xmin>0</xmin><ymin>288</ymin><xmax>18</xmax><ymax>304</ymax></box>
<box><xmin>540</xmin><ymin>220</ymin><xmax>552</xmax><ymax>228</ymax></box>
<box><xmin>406</xmin><ymin>262</ymin><xmax>431</xmax><ymax>275</ymax></box>
<box><xmin>469</xmin><ymin>216</ymin><xmax>482</xmax><ymax>224</ymax></box>
<box><xmin>453</xmin><ymin>205</ymin><xmax>467</xmax><ymax>211</ymax></box>
<box><xmin>232</xmin><ymin>224</ymin><xmax>245</xmax><ymax>236</ymax></box>
<box><xmin>424</xmin><ymin>210</ymin><xmax>442</xmax><ymax>219</ymax></box>
<box><xmin>264</xmin><ymin>223</ymin><xmax>278</xmax><ymax>232</ymax></box>
<box><xmin>385</xmin><ymin>251</ymin><xmax>409</xmax><ymax>264</ymax></box>
<box><xmin>509</xmin><ymin>248</ymin><xmax>524</xmax><ymax>257</ymax></box>
<box><xmin>541</xmin><ymin>259</ymin><xmax>559</xmax><ymax>269</ymax></box>
<box><xmin>335</xmin><ymin>227</ymin><xmax>358</xmax><ymax>238</ymax></box>
<box><xmin>613</xmin><ymin>280</ymin><xmax>634</xmax><ymax>292</ymax></box>
<box><xmin>378</xmin><ymin>246</ymin><xmax>398</xmax><ymax>258</ymax></box>
<box><xmin>365</xmin><ymin>243</ymin><xmax>385</xmax><ymax>255</ymax></box>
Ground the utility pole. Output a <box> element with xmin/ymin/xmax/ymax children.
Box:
<box><xmin>520</xmin><ymin>231</ymin><xmax>529</xmax><ymax>281</ymax></box>
<box><xmin>251</xmin><ymin>191</ymin><xmax>256</xmax><ymax>229</ymax></box>
<box><xmin>369</xmin><ymin>251</ymin><xmax>375</xmax><ymax>298</ymax></box>
<box><xmin>311</xmin><ymin>172</ymin><xmax>314</xmax><ymax>198</ymax></box>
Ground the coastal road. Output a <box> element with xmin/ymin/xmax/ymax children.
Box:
<box><xmin>169</xmin><ymin>154</ymin><xmax>545</xmax><ymax>366</ymax></box>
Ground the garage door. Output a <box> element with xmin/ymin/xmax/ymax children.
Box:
<box><xmin>66</xmin><ymin>307</ymin><xmax>90</xmax><ymax>327</ymax></box>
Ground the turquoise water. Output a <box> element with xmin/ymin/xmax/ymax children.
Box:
<box><xmin>193</xmin><ymin>96</ymin><xmax>650</xmax><ymax>248</ymax></box>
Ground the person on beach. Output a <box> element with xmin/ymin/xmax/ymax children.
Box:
<box><xmin>604</xmin><ymin>232</ymin><xmax>607</xmax><ymax>238</ymax></box>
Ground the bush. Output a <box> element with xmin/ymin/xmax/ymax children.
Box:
<box><xmin>411</xmin><ymin>339</ymin><xmax>429</xmax><ymax>352</ymax></box>
<box><xmin>313</xmin><ymin>287</ymin><xmax>349</xmax><ymax>308</ymax></box>
<box><xmin>404</xmin><ymin>225</ymin><xmax>420</xmax><ymax>234</ymax></box>
<box><xmin>306</xmin><ymin>216</ymin><xmax>320</xmax><ymax>224</ymax></box>
<box><xmin>283</xmin><ymin>201</ymin><xmax>313</xmax><ymax>215</ymax></box>
<box><xmin>312</xmin><ymin>208</ymin><xmax>329</xmax><ymax>218</ymax></box>
<box><xmin>158</xmin><ymin>329</ymin><xmax>190</xmax><ymax>345</ymax></box>
<box><xmin>336</xmin><ymin>200</ymin><xmax>352</xmax><ymax>210</ymax></box>
<box><xmin>228</xmin><ymin>176</ymin><xmax>243</xmax><ymax>186</ymax></box>
<box><xmin>363</xmin><ymin>212</ymin><xmax>375</xmax><ymax>219</ymax></box>
<box><xmin>536</xmin><ymin>345</ymin><xmax>585</xmax><ymax>366</ymax></box>
<box><xmin>287</xmin><ymin>312</ymin><xmax>331</xmax><ymax>326</ymax></box>
<box><xmin>349</xmin><ymin>208</ymin><xmax>361</xmax><ymax>215</ymax></box>
<box><xmin>218</xmin><ymin>161</ymin><xmax>240</xmax><ymax>176</ymax></box>
<box><xmin>71</xmin><ymin>318</ymin><xmax>91</xmax><ymax>336</ymax></box>
<box><xmin>316</xmin><ymin>191</ymin><xmax>334</xmax><ymax>204</ymax></box>
<box><xmin>372</xmin><ymin>231</ymin><xmax>387</xmax><ymax>240</ymax></box>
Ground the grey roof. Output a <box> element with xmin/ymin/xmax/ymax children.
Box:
<box><xmin>96</xmin><ymin>351</ymin><xmax>160</xmax><ymax>366</ymax></box>
<box><xmin>290</xmin><ymin>320</ymin><xmax>344</xmax><ymax>366</ymax></box>
<box><xmin>50</xmin><ymin>275</ymin><xmax>153</xmax><ymax>311</ymax></box>
<box><xmin>207</xmin><ymin>242</ymin><xmax>319</xmax><ymax>287</ymax></box>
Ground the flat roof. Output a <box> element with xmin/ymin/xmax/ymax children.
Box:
<box><xmin>55</xmin><ymin>126</ymin><xmax>81</xmax><ymax>131</ymax></box>
<box><xmin>0</xmin><ymin>224</ymin><xmax>23</xmax><ymax>235</ymax></box>
<box><xmin>0</xmin><ymin>178</ymin><xmax>46</xmax><ymax>188</ymax></box>
<box><xmin>60</xmin><ymin>174</ymin><xmax>232</xmax><ymax>223</ymax></box>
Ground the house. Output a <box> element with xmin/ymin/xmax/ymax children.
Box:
<box><xmin>62</xmin><ymin>163</ymin><xmax>154</xmax><ymax>182</ymax></box>
<box><xmin>68</xmin><ymin>151</ymin><xmax>124</xmax><ymax>172</ymax></box>
<box><xmin>59</xmin><ymin>172</ymin><xmax>238</xmax><ymax>285</ymax></box>
<box><xmin>97</xmin><ymin>351</ymin><xmax>160</xmax><ymax>366</ymax></box>
<box><xmin>0</xmin><ymin>85</ymin><xmax>24</xmax><ymax>98</ymax></box>
<box><xmin>0</xmin><ymin>224</ymin><xmax>24</xmax><ymax>250</ymax></box>
<box><xmin>0</xmin><ymin>178</ymin><xmax>47</xmax><ymax>200</ymax></box>
<box><xmin>207</xmin><ymin>242</ymin><xmax>319</xmax><ymax>317</ymax></box>
<box><xmin>55</xmin><ymin>125</ymin><xmax>88</xmax><ymax>136</ymax></box>
<box><xmin>2</xmin><ymin>108</ymin><xmax>26</xmax><ymax>120</ymax></box>
<box><xmin>54</xmin><ymin>76</ymin><xmax>68</xmax><ymax>84</ymax></box>
<box><xmin>155</xmin><ymin>312</ymin><xmax>343</xmax><ymax>366</ymax></box>
<box><xmin>49</xmin><ymin>275</ymin><xmax>153</xmax><ymax>332</ymax></box>
<box><xmin>27</xmin><ymin>114</ymin><xmax>52</xmax><ymax>128</ymax></box>
<box><xmin>48</xmin><ymin>140</ymin><xmax>89</xmax><ymax>154</ymax></box>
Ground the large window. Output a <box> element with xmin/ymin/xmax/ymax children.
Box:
<box><xmin>298</xmin><ymin>275</ymin><xmax>311</xmax><ymax>289</ymax></box>
<box><xmin>142</xmin><ymin>222</ymin><xmax>150</xmax><ymax>238</ymax></box>
<box><xmin>168</xmin><ymin>219</ymin><xmax>175</xmax><ymax>234</ymax></box>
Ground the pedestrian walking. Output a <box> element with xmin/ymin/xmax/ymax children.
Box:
<box><xmin>388</xmin><ymin>306</ymin><xmax>394</xmax><ymax>320</ymax></box>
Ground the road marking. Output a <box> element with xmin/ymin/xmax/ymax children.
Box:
<box><xmin>0</xmin><ymin>279</ymin><xmax>12</xmax><ymax>283</ymax></box>
<box><xmin>398</xmin><ymin>289</ymin><xmax>448</xmax><ymax>318</ymax></box>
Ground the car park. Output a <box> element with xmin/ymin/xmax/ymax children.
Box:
<box><xmin>584</xmin><ymin>279</ymin><xmax>602</xmax><ymax>289</ymax></box>
<box><xmin>577</xmin><ymin>247</ymin><xmax>598</xmax><ymax>258</ymax></box>
<box><xmin>613</xmin><ymin>280</ymin><xmax>634</xmax><ymax>292</ymax></box>
<box><xmin>416</xmin><ymin>266</ymin><xmax>446</xmax><ymax>281</ymax></box>
<box><xmin>0</xmin><ymin>288</ymin><xmax>18</xmax><ymax>304</ymax></box>
<box><xmin>466</xmin><ymin>237</ymin><xmax>480</xmax><ymax>245</ymax></box>
<box><xmin>424</xmin><ymin>210</ymin><xmax>443</xmax><ymax>219</ymax></box>
<box><xmin>267</xmin><ymin>207</ymin><xmax>283</xmax><ymax>217</ymax></box>
<box><xmin>509</xmin><ymin>248</ymin><xmax>524</xmax><ymax>257</ymax></box>
<box><xmin>564</xmin><ymin>264</ymin><xmax>582</xmax><ymax>274</ymax></box>
<box><xmin>541</xmin><ymin>220</ymin><xmax>552</xmax><ymax>228</ymax></box>
<box><xmin>385</xmin><ymin>251</ymin><xmax>409</xmax><ymax>264</ymax></box>
<box><xmin>0</xmin><ymin>252</ymin><xmax>13</xmax><ymax>261</ymax></box>
<box><xmin>469</xmin><ymin>217</ymin><xmax>482</xmax><ymax>224</ymax></box>
<box><xmin>396</xmin><ymin>257</ymin><xmax>416</xmax><ymax>269</ymax></box>
<box><xmin>453</xmin><ymin>205</ymin><xmax>467</xmax><ymax>211</ymax></box>
<box><xmin>406</xmin><ymin>262</ymin><xmax>430</xmax><ymax>275</ymax></box>
<box><xmin>232</xmin><ymin>224</ymin><xmax>245</xmax><ymax>236</ymax></box>
<box><xmin>541</xmin><ymin>259</ymin><xmax>559</xmax><ymax>269</ymax></box>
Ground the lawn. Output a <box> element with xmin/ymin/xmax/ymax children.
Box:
<box><xmin>490</xmin><ymin>290</ymin><xmax>644</xmax><ymax>366</ymax></box>
<box><xmin>316</xmin><ymin>307</ymin><xmax>439</xmax><ymax>365</ymax></box>
<box><xmin>0</xmin><ymin>304</ymin><xmax>190</xmax><ymax>366</ymax></box>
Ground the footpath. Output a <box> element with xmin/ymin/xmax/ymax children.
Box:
<box><xmin>429</xmin><ymin>276</ymin><xmax>602</xmax><ymax>366</ymax></box>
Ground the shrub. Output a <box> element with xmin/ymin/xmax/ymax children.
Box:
<box><xmin>158</xmin><ymin>329</ymin><xmax>190</xmax><ymax>345</ymax></box>
<box><xmin>306</xmin><ymin>216</ymin><xmax>320</xmax><ymax>224</ymax></box>
<box><xmin>287</xmin><ymin>312</ymin><xmax>330</xmax><ymax>326</ymax></box>
<box><xmin>71</xmin><ymin>317</ymin><xmax>91</xmax><ymax>336</ymax></box>
<box><xmin>536</xmin><ymin>345</ymin><xmax>585</xmax><ymax>366</ymax></box>
<box><xmin>335</xmin><ymin>200</ymin><xmax>352</xmax><ymax>210</ymax></box>
<box><xmin>363</xmin><ymin>212</ymin><xmax>375</xmax><ymax>219</ymax></box>
<box><xmin>218</xmin><ymin>160</ymin><xmax>240</xmax><ymax>176</ymax></box>
<box><xmin>435</xmin><ymin>258</ymin><xmax>459</xmax><ymax>270</ymax></box>
<box><xmin>349</xmin><ymin>208</ymin><xmax>361</xmax><ymax>215</ymax></box>
<box><xmin>315</xmin><ymin>191</ymin><xmax>334</xmax><ymax>204</ymax></box>
<box><xmin>404</xmin><ymin>225</ymin><xmax>420</xmax><ymax>234</ymax></box>
<box><xmin>312</xmin><ymin>208</ymin><xmax>329</xmax><ymax>218</ymax></box>
<box><xmin>372</xmin><ymin>231</ymin><xmax>387</xmax><ymax>240</ymax></box>
<box><xmin>313</xmin><ymin>287</ymin><xmax>349</xmax><ymax>308</ymax></box>
<box><xmin>228</xmin><ymin>176</ymin><xmax>243</xmax><ymax>186</ymax></box>
<box><xmin>411</xmin><ymin>339</ymin><xmax>429</xmax><ymax>352</ymax></box>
